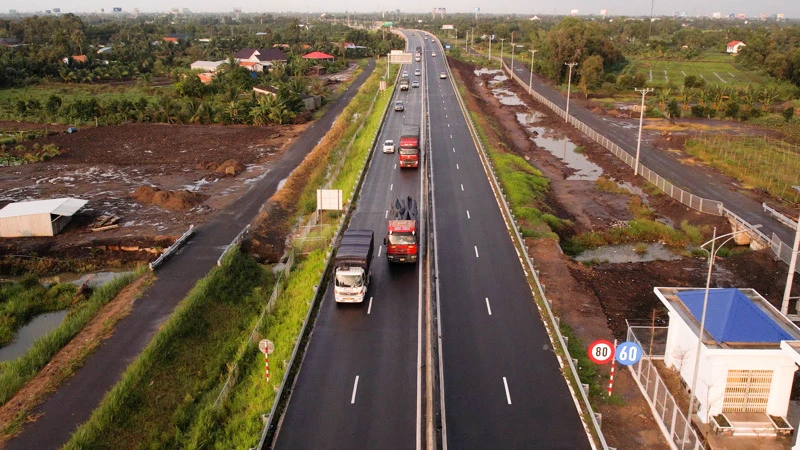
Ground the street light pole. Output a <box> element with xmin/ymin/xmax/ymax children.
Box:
<box><xmin>634</xmin><ymin>87</ymin><xmax>654</xmax><ymax>176</ymax></box>
<box><xmin>564</xmin><ymin>62</ymin><xmax>578</xmax><ymax>122</ymax></box>
<box><xmin>683</xmin><ymin>225</ymin><xmax>761</xmax><ymax>446</ymax></box>
<box><xmin>510</xmin><ymin>38</ymin><xmax>515</xmax><ymax>73</ymax></box>
<box><xmin>528</xmin><ymin>49</ymin><xmax>537</xmax><ymax>95</ymax></box>
<box><xmin>488</xmin><ymin>35</ymin><xmax>492</xmax><ymax>61</ymax></box>
<box><xmin>781</xmin><ymin>186</ymin><xmax>800</xmax><ymax>315</ymax></box>
<box><xmin>499</xmin><ymin>38</ymin><xmax>505</xmax><ymax>69</ymax></box>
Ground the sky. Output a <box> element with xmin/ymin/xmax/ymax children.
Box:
<box><xmin>3</xmin><ymin>0</ymin><xmax>797</xmax><ymax>19</ymax></box>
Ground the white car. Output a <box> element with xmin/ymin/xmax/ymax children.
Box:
<box><xmin>439</xmin><ymin>72</ymin><xmax>447</xmax><ymax>79</ymax></box>
<box><xmin>402</xmin><ymin>71</ymin><xmax>409</xmax><ymax>78</ymax></box>
<box><xmin>383</xmin><ymin>139</ymin><xmax>395</xmax><ymax>153</ymax></box>
<box><xmin>411</xmin><ymin>80</ymin><xmax>420</xmax><ymax>88</ymax></box>
<box><xmin>414</xmin><ymin>69</ymin><xmax>421</xmax><ymax>76</ymax></box>
<box><xmin>431</xmin><ymin>51</ymin><xmax>437</xmax><ymax>57</ymax></box>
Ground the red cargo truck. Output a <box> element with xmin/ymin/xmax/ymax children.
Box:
<box><xmin>398</xmin><ymin>124</ymin><xmax>420</xmax><ymax>168</ymax></box>
<box><xmin>385</xmin><ymin>197</ymin><xmax>419</xmax><ymax>263</ymax></box>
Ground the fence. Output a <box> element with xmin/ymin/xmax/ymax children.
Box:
<box><xmin>627</xmin><ymin>326</ymin><xmax>705</xmax><ymax>450</ymax></box>
<box><xmin>500</xmin><ymin>60</ymin><xmax>724</xmax><ymax>217</ymax></box>
<box><xmin>212</xmin><ymin>249</ymin><xmax>295</xmax><ymax>409</ymax></box>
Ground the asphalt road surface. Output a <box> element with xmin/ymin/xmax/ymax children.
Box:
<box><xmin>503</xmin><ymin>57</ymin><xmax>795</xmax><ymax>246</ymax></box>
<box><xmin>6</xmin><ymin>60</ymin><xmax>375</xmax><ymax>450</ymax></box>
<box><xmin>430</xmin><ymin>41</ymin><xmax>592</xmax><ymax>448</ymax></box>
<box><xmin>272</xmin><ymin>37</ymin><xmax>425</xmax><ymax>450</ymax></box>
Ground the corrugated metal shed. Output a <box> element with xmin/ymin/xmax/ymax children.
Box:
<box><xmin>0</xmin><ymin>198</ymin><xmax>88</xmax><ymax>237</ymax></box>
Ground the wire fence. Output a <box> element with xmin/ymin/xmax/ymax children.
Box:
<box><xmin>501</xmin><ymin>60</ymin><xmax>723</xmax><ymax>217</ymax></box>
<box><xmin>627</xmin><ymin>326</ymin><xmax>705</xmax><ymax>450</ymax></box>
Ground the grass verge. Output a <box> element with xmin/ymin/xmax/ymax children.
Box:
<box><xmin>0</xmin><ymin>268</ymin><xmax>144</xmax><ymax>406</ymax></box>
<box><xmin>64</xmin><ymin>59</ymin><xmax>390</xmax><ymax>449</ymax></box>
<box><xmin>65</xmin><ymin>249</ymin><xmax>271</xmax><ymax>449</ymax></box>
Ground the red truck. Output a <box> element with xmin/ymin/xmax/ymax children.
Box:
<box><xmin>385</xmin><ymin>196</ymin><xmax>419</xmax><ymax>263</ymax></box>
<box><xmin>398</xmin><ymin>124</ymin><xmax>420</xmax><ymax>168</ymax></box>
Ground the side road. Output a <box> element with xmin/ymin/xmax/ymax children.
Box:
<box><xmin>6</xmin><ymin>60</ymin><xmax>375</xmax><ymax>450</ymax></box>
<box><xmin>501</xmin><ymin>56</ymin><xmax>794</xmax><ymax>246</ymax></box>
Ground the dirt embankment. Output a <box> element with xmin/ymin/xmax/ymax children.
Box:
<box><xmin>0</xmin><ymin>121</ymin><xmax>305</xmax><ymax>274</ymax></box>
<box><xmin>449</xmin><ymin>56</ymin><xmax>799</xmax><ymax>449</ymax></box>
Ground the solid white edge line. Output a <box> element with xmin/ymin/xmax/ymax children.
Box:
<box><xmin>429</xmin><ymin>84</ymin><xmax>448</xmax><ymax>450</ymax></box>
<box><xmin>351</xmin><ymin>376</ymin><xmax>359</xmax><ymax>404</ymax></box>
<box><xmin>474</xmin><ymin>246</ymin><xmax>479</xmax><ymax>258</ymax></box>
<box><xmin>368</xmin><ymin>296</ymin><xmax>373</xmax><ymax>315</ymax></box>
<box><xmin>485</xmin><ymin>297</ymin><xmax>492</xmax><ymax>315</ymax></box>
<box><xmin>503</xmin><ymin>377</ymin><xmax>512</xmax><ymax>404</ymax></box>
<box><xmin>416</xmin><ymin>62</ymin><xmax>426</xmax><ymax>450</ymax></box>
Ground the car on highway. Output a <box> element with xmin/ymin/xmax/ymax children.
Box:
<box><xmin>439</xmin><ymin>72</ymin><xmax>447</xmax><ymax>79</ymax></box>
<box><xmin>411</xmin><ymin>80</ymin><xmax>420</xmax><ymax>88</ymax></box>
<box><xmin>414</xmin><ymin>69</ymin><xmax>421</xmax><ymax>76</ymax></box>
<box><xmin>424</xmin><ymin>36</ymin><xmax>428</xmax><ymax>40</ymax></box>
<box><xmin>383</xmin><ymin>139</ymin><xmax>395</xmax><ymax>153</ymax></box>
<box><xmin>431</xmin><ymin>51</ymin><xmax>437</xmax><ymax>57</ymax></box>
<box><xmin>395</xmin><ymin>101</ymin><xmax>405</xmax><ymax>111</ymax></box>
<box><xmin>401</xmin><ymin>71</ymin><xmax>408</xmax><ymax>78</ymax></box>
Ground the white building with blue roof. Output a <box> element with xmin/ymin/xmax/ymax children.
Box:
<box><xmin>655</xmin><ymin>287</ymin><xmax>800</xmax><ymax>437</ymax></box>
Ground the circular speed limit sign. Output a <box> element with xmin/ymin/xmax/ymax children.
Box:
<box><xmin>587</xmin><ymin>339</ymin><xmax>615</xmax><ymax>365</ymax></box>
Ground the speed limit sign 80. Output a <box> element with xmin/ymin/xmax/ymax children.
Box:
<box><xmin>587</xmin><ymin>339</ymin><xmax>615</xmax><ymax>365</ymax></box>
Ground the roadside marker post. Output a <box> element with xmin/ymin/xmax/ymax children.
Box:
<box><xmin>608</xmin><ymin>339</ymin><xmax>617</xmax><ymax>396</ymax></box>
<box><xmin>259</xmin><ymin>339</ymin><xmax>275</xmax><ymax>381</ymax></box>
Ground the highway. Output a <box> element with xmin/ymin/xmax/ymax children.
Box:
<box><xmin>504</xmin><ymin>59</ymin><xmax>795</xmax><ymax>247</ymax></box>
<box><xmin>272</xmin><ymin>34</ymin><xmax>426</xmax><ymax>449</ymax></box>
<box><xmin>427</xmin><ymin>40</ymin><xmax>592</xmax><ymax>448</ymax></box>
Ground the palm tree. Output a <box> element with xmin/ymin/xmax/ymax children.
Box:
<box><xmin>157</xmin><ymin>95</ymin><xmax>179</xmax><ymax>124</ymax></box>
<box><xmin>249</xmin><ymin>95</ymin><xmax>275</xmax><ymax>126</ymax></box>
<box><xmin>268</xmin><ymin>104</ymin><xmax>296</xmax><ymax>125</ymax></box>
<box><xmin>759</xmin><ymin>86</ymin><xmax>779</xmax><ymax>112</ymax></box>
<box><xmin>184</xmin><ymin>98</ymin><xmax>203</xmax><ymax>124</ymax></box>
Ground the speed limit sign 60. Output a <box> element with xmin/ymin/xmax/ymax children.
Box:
<box><xmin>587</xmin><ymin>339</ymin><xmax>615</xmax><ymax>365</ymax></box>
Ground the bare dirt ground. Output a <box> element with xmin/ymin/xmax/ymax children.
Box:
<box><xmin>0</xmin><ymin>121</ymin><xmax>307</xmax><ymax>273</ymax></box>
<box><xmin>450</xmin><ymin>57</ymin><xmax>799</xmax><ymax>449</ymax></box>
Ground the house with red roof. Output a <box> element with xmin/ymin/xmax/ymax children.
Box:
<box><xmin>302</xmin><ymin>51</ymin><xmax>335</xmax><ymax>61</ymax></box>
<box><xmin>726</xmin><ymin>41</ymin><xmax>746</xmax><ymax>54</ymax></box>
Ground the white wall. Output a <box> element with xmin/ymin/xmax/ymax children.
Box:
<box><xmin>664</xmin><ymin>309</ymin><xmax>798</xmax><ymax>422</ymax></box>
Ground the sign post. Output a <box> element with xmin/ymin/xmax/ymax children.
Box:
<box><xmin>259</xmin><ymin>339</ymin><xmax>275</xmax><ymax>381</ymax></box>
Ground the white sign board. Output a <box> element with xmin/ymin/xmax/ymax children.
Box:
<box><xmin>317</xmin><ymin>189</ymin><xmax>343</xmax><ymax>211</ymax></box>
<box><xmin>388</xmin><ymin>52</ymin><xmax>413</xmax><ymax>64</ymax></box>
<box><xmin>259</xmin><ymin>339</ymin><xmax>275</xmax><ymax>354</ymax></box>
<box><xmin>441</xmin><ymin>24</ymin><xmax>454</xmax><ymax>30</ymax></box>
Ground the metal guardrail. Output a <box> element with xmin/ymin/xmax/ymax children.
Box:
<box><xmin>763</xmin><ymin>202</ymin><xmax>797</xmax><ymax>229</ymax></box>
<box><xmin>217</xmin><ymin>224</ymin><xmax>250</xmax><ymax>266</ymax></box>
<box><xmin>149</xmin><ymin>224</ymin><xmax>194</xmax><ymax>270</ymax></box>
<box><xmin>448</xmin><ymin>53</ymin><xmax>608</xmax><ymax>449</ymax></box>
<box><xmin>255</xmin><ymin>59</ymin><xmax>395</xmax><ymax>450</ymax></box>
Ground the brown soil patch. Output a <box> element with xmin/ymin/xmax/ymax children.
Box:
<box><xmin>0</xmin><ymin>122</ymin><xmax>305</xmax><ymax>275</ymax></box>
<box><xmin>132</xmin><ymin>185</ymin><xmax>206</xmax><ymax>211</ymax></box>
<box><xmin>451</xmin><ymin>57</ymin><xmax>800</xmax><ymax>449</ymax></box>
<box><xmin>0</xmin><ymin>273</ymin><xmax>153</xmax><ymax>445</ymax></box>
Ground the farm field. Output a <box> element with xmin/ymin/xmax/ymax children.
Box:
<box><xmin>629</xmin><ymin>55</ymin><xmax>766</xmax><ymax>87</ymax></box>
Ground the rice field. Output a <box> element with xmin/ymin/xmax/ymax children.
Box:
<box><xmin>629</xmin><ymin>57</ymin><xmax>766</xmax><ymax>88</ymax></box>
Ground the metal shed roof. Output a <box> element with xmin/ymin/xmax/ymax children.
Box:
<box><xmin>678</xmin><ymin>288</ymin><xmax>793</xmax><ymax>344</ymax></box>
<box><xmin>0</xmin><ymin>198</ymin><xmax>88</xmax><ymax>218</ymax></box>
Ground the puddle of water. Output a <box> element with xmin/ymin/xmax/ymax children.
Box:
<box><xmin>492</xmin><ymin>88</ymin><xmax>525</xmax><ymax>106</ymax></box>
<box><xmin>43</xmin><ymin>271</ymin><xmax>133</xmax><ymax>288</ymax></box>
<box><xmin>575</xmin><ymin>243</ymin><xmax>682</xmax><ymax>264</ymax></box>
<box><xmin>516</xmin><ymin>116</ymin><xmax>603</xmax><ymax>180</ymax></box>
<box><xmin>183</xmin><ymin>178</ymin><xmax>214</xmax><ymax>192</ymax></box>
<box><xmin>0</xmin><ymin>310</ymin><xmax>68</xmax><ymax>362</ymax></box>
<box><xmin>474</xmin><ymin>68</ymin><xmax>503</xmax><ymax>77</ymax></box>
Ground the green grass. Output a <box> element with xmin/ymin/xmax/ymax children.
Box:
<box><xmin>0</xmin><ymin>268</ymin><xmax>143</xmax><ymax>408</ymax></box>
<box><xmin>65</xmin><ymin>59</ymin><xmax>389</xmax><ymax>449</ymax></box>
<box><xmin>65</xmin><ymin>250</ymin><xmax>270</xmax><ymax>449</ymax></box>
<box><xmin>628</xmin><ymin>57</ymin><xmax>766</xmax><ymax>88</ymax></box>
<box><xmin>0</xmin><ymin>276</ymin><xmax>77</xmax><ymax>347</ymax></box>
<box><xmin>685</xmin><ymin>134</ymin><xmax>800</xmax><ymax>203</ymax></box>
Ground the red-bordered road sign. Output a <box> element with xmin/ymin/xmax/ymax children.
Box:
<box><xmin>587</xmin><ymin>339</ymin><xmax>615</xmax><ymax>365</ymax></box>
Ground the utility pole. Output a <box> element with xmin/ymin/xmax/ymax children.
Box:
<box><xmin>781</xmin><ymin>186</ymin><xmax>800</xmax><ymax>315</ymax></box>
<box><xmin>564</xmin><ymin>62</ymin><xmax>578</xmax><ymax>122</ymax></box>
<box><xmin>488</xmin><ymin>34</ymin><xmax>492</xmax><ymax>61</ymax></box>
<box><xmin>634</xmin><ymin>87</ymin><xmax>654</xmax><ymax>176</ymax></box>
<box><xmin>528</xmin><ymin>49</ymin><xmax>537</xmax><ymax>95</ymax></box>
<box><xmin>499</xmin><ymin>38</ymin><xmax>505</xmax><ymax>69</ymax></box>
